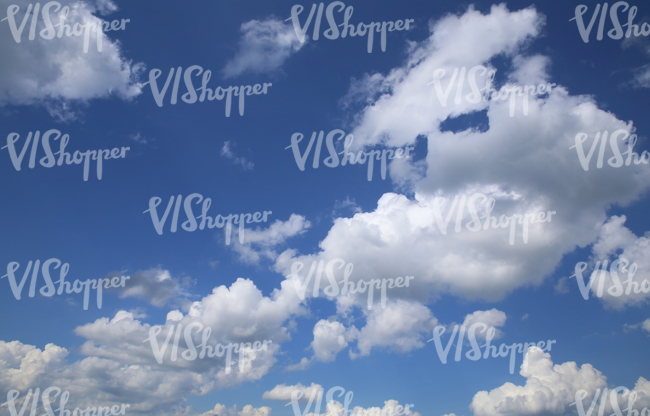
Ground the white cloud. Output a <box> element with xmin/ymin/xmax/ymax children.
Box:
<box><xmin>332</xmin><ymin>197</ymin><xmax>362</xmax><ymax>218</ymax></box>
<box><xmin>310</xmin><ymin>320</ymin><xmax>358</xmax><ymax>363</ymax></box>
<box><xmin>302</xmin><ymin>399</ymin><xmax>421</xmax><ymax>416</ymax></box>
<box><xmin>0</xmin><ymin>340</ymin><xmax>213</xmax><ymax>416</ymax></box>
<box><xmin>631</xmin><ymin>64</ymin><xmax>650</xmax><ymax>89</ymax></box>
<box><xmin>221</xmin><ymin>141</ymin><xmax>254</xmax><ymax>171</ymax></box>
<box><xmin>644</xmin><ymin>319</ymin><xmax>650</xmax><ymax>333</ymax></box>
<box><xmin>116</xmin><ymin>268</ymin><xmax>192</xmax><ymax>307</ymax></box>
<box><xmin>91</xmin><ymin>0</ymin><xmax>118</xmax><ymax>15</ymax></box>
<box><xmin>285</xmin><ymin>357</ymin><xmax>312</xmax><ymax>372</ymax></box>
<box><xmin>0</xmin><ymin>276</ymin><xmax>312</xmax><ymax>416</ymax></box>
<box><xmin>262</xmin><ymin>382</ymin><xmax>323</xmax><ymax>402</ymax></box>
<box><xmin>130</xmin><ymin>132</ymin><xmax>151</xmax><ymax>145</ymax></box>
<box><xmin>264</xmin><ymin>387</ymin><xmax>420</xmax><ymax>416</ymax></box>
<box><xmin>222</xmin><ymin>18</ymin><xmax>305</xmax><ymax>79</ymax></box>
<box><xmin>462</xmin><ymin>309</ymin><xmax>507</xmax><ymax>339</ymax></box>
<box><xmin>233</xmin><ymin>215</ymin><xmax>311</xmax><ymax>265</ymax></box>
<box><xmin>554</xmin><ymin>277</ymin><xmax>570</xmax><ymax>294</ymax></box>
<box><xmin>353</xmin><ymin>300</ymin><xmax>438</xmax><ymax>357</ymax></box>
<box><xmin>272</xmin><ymin>3</ymin><xmax>650</xmax><ymax>310</ymax></box>
<box><xmin>70</xmin><ymin>276</ymin><xmax>310</xmax><ymax>392</ymax></box>
<box><xmin>199</xmin><ymin>404</ymin><xmax>271</xmax><ymax>416</ymax></box>
<box><xmin>582</xmin><ymin>216</ymin><xmax>650</xmax><ymax>309</ymax></box>
<box><xmin>344</xmin><ymin>4</ymin><xmax>545</xmax><ymax>150</ymax></box>
<box><xmin>347</xmin><ymin>401</ymin><xmax>421</xmax><ymax>416</ymax></box>
<box><xmin>469</xmin><ymin>348</ymin><xmax>650</xmax><ymax>416</ymax></box>
<box><xmin>0</xmin><ymin>0</ymin><xmax>143</xmax><ymax>120</ymax></box>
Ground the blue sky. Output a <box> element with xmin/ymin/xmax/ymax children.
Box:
<box><xmin>1</xmin><ymin>0</ymin><xmax>650</xmax><ymax>416</ymax></box>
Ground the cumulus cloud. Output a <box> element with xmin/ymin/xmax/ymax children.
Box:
<box><xmin>574</xmin><ymin>216</ymin><xmax>650</xmax><ymax>310</ymax></box>
<box><xmin>222</xmin><ymin>18</ymin><xmax>305</xmax><ymax>78</ymax></box>
<box><xmin>297</xmin><ymin>399</ymin><xmax>421</xmax><ymax>416</ymax></box>
<box><xmin>462</xmin><ymin>309</ymin><xmax>507</xmax><ymax>339</ymax></box>
<box><xmin>267</xmin><ymin>387</ymin><xmax>421</xmax><ymax>416</ymax></box>
<box><xmin>262</xmin><ymin>382</ymin><xmax>323</xmax><ymax>402</ymax></box>
<box><xmin>199</xmin><ymin>404</ymin><xmax>271</xmax><ymax>416</ymax></box>
<box><xmin>115</xmin><ymin>268</ymin><xmax>192</xmax><ymax>307</ymax></box>
<box><xmin>346</xmin><ymin>401</ymin><xmax>421</xmax><ymax>416</ymax></box>
<box><xmin>0</xmin><ymin>0</ymin><xmax>143</xmax><ymax>121</ymax></box>
<box><xmin>76</xmin><ymin>277</ymin><xmax>306</xmax><ymax>373</ymax></box>
<box><xmin>0</xmin><ymin>339</ymin><xmax>212</xmax><ymax>416</ymax></box>
<box><xmin>273</xmin><ymin>3</ymin><xmax>650</xmax><ymax>311</ymax></box>
<box><xmin>353</xmin><ymin>300</ymin><xmax>437</xmax><ymax>357</ymax></box>
<box><xmin>310</xmin><ymin>320</ymin><xmax>358</xmax><ymax>363</ymax></box>
<box><xmin>291</xmin><ymin>309</ymin><xmax>505</xmax><ymax>367</ymax></box>
<box><xmin>0</xmin><ymin>275</ymin><xmax>313</xmax><ymax>416</ymax></box>
<box><xmin>343</xmin><ymin>4</ymin><xmax>545</xmax><ymax>149</ymax></box>
<box><xmin>233</xmin><ymin>215</ymin><xmax>311</xmax><ymax>264</ymax></box>
<box><xmin>285</xmin><ymin>357</ymin><xmax>312</xmax><ymax>372</ymax></box>
<box><xmin>469</xmin><ymin>348</ymin><xmax>650</xmax><ymax>416</ymax></box>
<box><xmin>221</xmin><ymin>141</ymin><xmax>254</xmax><ymax>171</ymax></box>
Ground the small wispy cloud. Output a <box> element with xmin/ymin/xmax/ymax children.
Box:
<box><xmin>130</xmin><ymin>133</ymin><xmax>150</xmax><ymax>145</ymax></box>
<box><xmin>221</xmin><ymin>141</ymin><xmax>254</xmax><ymax>171</ymax></box>
<box><xmin>232</xmin><ymin>214</ymin><xmax>311</xmax><ymax>265</ymax></box>
<box><xmin>222</xmin><ymin>18</ymin><xmax>305</xmax><ymax>79</ymax></box>
<box><xmin>332</xmin><ymin>197</ymin><xmax>362</xmax><ymax>218</ymax></box>
<box><xmin>554</xmin><ymin>276</ymin><xmax>570</xmax><ymax>294</ymax></box>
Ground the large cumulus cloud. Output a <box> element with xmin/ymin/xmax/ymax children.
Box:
<box><xmin>0</xmin><ymin>0</ymin><xmax>143</xmax><ymax>120</ymax></box>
